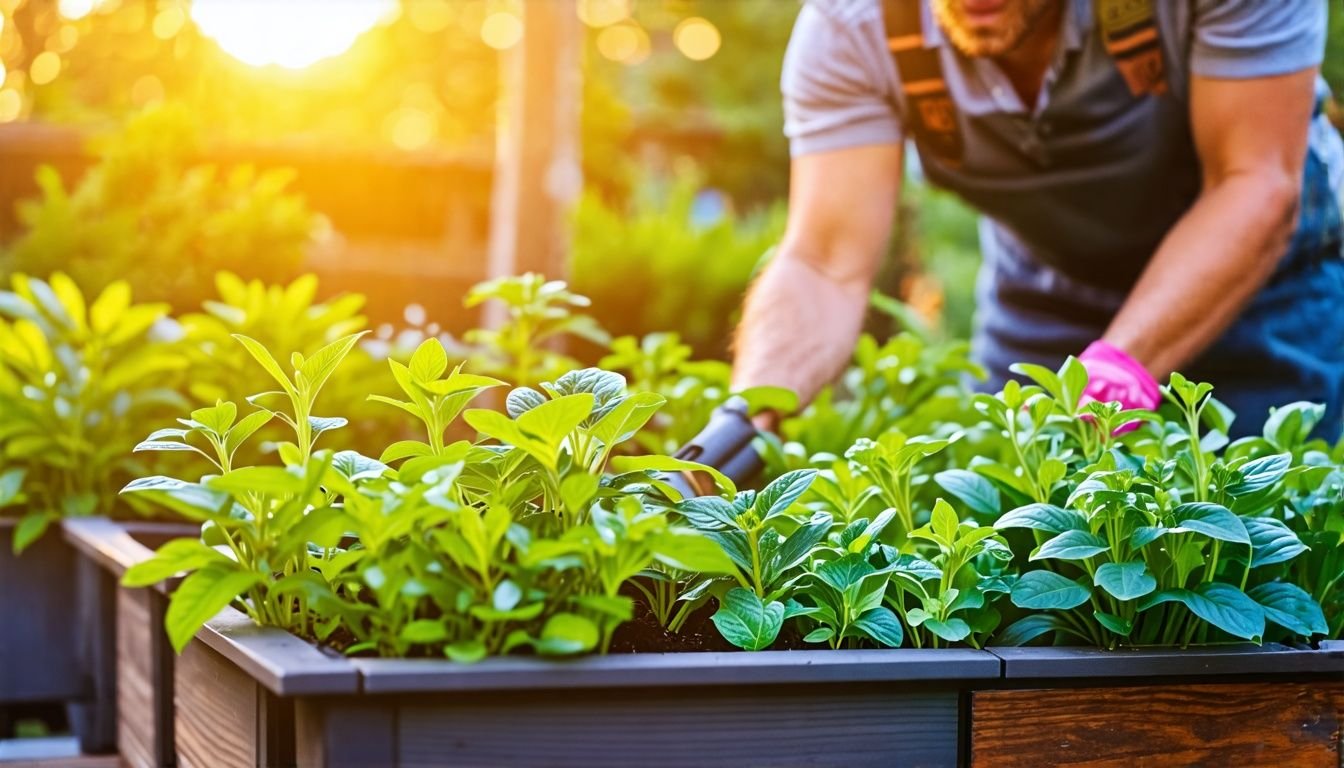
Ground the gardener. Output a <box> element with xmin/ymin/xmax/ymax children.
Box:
<box><xmin>731</xmin><ymin>0</ymin><xmax>1344</xmax><ymax>439</ymax></box>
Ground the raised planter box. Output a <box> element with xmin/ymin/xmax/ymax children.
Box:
<box><xmin>1</xmin><ymin>517</ymin><xmax>85</xmax><ymax>739</ymax></box>
<box><xmin>174</xmin><ymin>612</ymin><xmax>1344</xmax><ymax>768</ymax></box>
<box><xmin>62</xmin><ymin>517</ymin><xmax>199</xmax><ymax>767</ymax></box>
<box><xmin>970</xmin><ymin>644</ymin><xmax>1344</xmax><ymax>767</ymax></box>
<box><xmin>176</xmin><ymin>609</ymin><xmax>998</xmax><ymax>767</ymax></box>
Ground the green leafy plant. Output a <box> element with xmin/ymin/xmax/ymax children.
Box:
<box><xmin>0</xmin><ymin>273</ymin><xmax>188</xmax><ymax>551</ymax></box>
<box><xmin>462</xmin><ymin>274</ymin><xmax>609</xmax><ymax>387</ymax></box>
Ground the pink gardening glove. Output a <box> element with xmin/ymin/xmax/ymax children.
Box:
<box><xmin>1078</xmin><ymin>340</ymin><xmax>1160</xmax><ymax>433</ymax></box>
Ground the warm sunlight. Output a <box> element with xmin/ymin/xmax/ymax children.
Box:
<box><xmin>189</xmin><ymin>0</ymin><xmax>397</xmax><ymax>69</ymax></box>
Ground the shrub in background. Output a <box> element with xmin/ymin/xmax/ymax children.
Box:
<box><xmin>2</xmin><ymin>107</ymin><xmax>315</xmax><ymax>312</ymax></box>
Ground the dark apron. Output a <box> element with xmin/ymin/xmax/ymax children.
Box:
<box><xmin>971</xmin><ymin>125</ymin><xmax>1344</xmax><ymax>442</ymax></box>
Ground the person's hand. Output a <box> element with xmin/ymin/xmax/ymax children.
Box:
<box><xmin>1078</xmin><ymin>341</ymin><xmax>1160</xmax><ymax>432</ymax></box>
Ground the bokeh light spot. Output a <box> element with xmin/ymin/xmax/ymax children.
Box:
<box><xmin>131</xmin><ymin>74</ymin><xmax>164</xmax><ymax>106</ymax></box>
<box><xmin>409</xmin><ymin>0</ymin><xmax>453</xmax><ymax>34</ymax></box>
<box><xmin>386</xmin><ymin>107</ymin><xmax>436</xmax><ymax>151</ymax></box>
<box><xmin>29</xmin><ymin>51</ymin><xmax>61</xmax><ymax>85</ymax></box>
<box><xmin>480</xmin><ymin>12</ymin><xmax>522</xmax><ymax>51</ymax></box>
<box><xmin>577</xmin><ymin>0</ymin><xmax>630</xmax><ymax>28</ymax></box>
<box><xmin>191</xmin><ymin>0</ymin><xmax>396</xmax><ymax>69</ymax></box>
<box><xmin>57</xmin><ymin>0</ymin><xmax>96</xmax><ymax>21</ymax></box>
<box><xmin>0</xmin><ymin>89</ymin><xmax>21</xmax><ymax>122</ymax></box>
<box><xmin>674</xmin><ymin>17</ymin><xmax>720</xmax><ymax>61</ymax></box>
<box><xmin>152</xmin><ymin>6</ymin><xmax>186</xmax><ymax>39</ymax></box>
<box><xmin>596</xmin><ymin>22</ymin><xmax>649</xmax><ymax>65</ymax></box>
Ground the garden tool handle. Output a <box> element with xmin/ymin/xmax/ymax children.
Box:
<box><xmin>662</xmin><ymin>396</ymin><xmax>764</xmax><ymax>498</ymax></box>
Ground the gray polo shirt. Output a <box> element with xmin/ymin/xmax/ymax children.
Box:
<box><xmin>781</xmin><ymin>0</ymin><xmax>1342</xmax><ymax>296</ymax></box>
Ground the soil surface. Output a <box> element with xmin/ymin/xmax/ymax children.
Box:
<box><xmin>608</xmin><ymin>598</ymin><xmax>817</xmax><ymax>653</ymax></box>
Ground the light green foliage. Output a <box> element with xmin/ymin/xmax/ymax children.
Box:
<box><xmin>0</xmin><ymin>273</ymin><xmax>188</xmax><ymax>552</ymax></box>
<box><xmin>570</xmin><ymin>171</ymin><xmax>784</xmax><ymax>359</ymax></box>
<box><xmin>2</xmin><ymin>108</ymin><xmax>314</xmax><ymax>312</ymax></box>
<box><xmin>463</xmin><ymin>274</ymin><xmax>610</xmax><ymax>388</ymax></box>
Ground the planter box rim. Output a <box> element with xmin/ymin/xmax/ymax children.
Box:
<box><xmin>62</xmin><ymin>516</ymin><xmax>197</xmax><ymax>588</ymax></box>
<box><xmin>352</xmin><ymin>647</ymin><xmax>1002</xmax><ymax>694</ymax></box>
<box><xmin>198</xmin><ymin>607</ymin><xmax>360</xmax><ymax>696</ymax></box>
<box><xmin>988</xmin><ymin>642</ymin><xmax>1344</xmax><ymax>679</ymax></box>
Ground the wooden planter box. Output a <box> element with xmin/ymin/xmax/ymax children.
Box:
<box><xmin>175</xmin><ymin>608</ymin><xmax>999</xmax><ymax>767</ymax></box>
<box><xmin>970</xmin><ymin>644</ymin><xmax>1344</xmax><ymax>767</ymax></box>
<box><xmin>62</xmin><ymin>517</ymin><xmax>199</xmax><ymax>766</ymax></box>
<box><xmin>0</xmin><ymin>517</ymin><xmax>85</xmax><ymax>738</ymax></box>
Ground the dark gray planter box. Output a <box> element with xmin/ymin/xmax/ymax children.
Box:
<box><xmin>1</xmin><ymin>517</ymin><xmax>85</xmax><ymax>740</ymax></box>
<box><xmin>62</xmin><ymin>517</ymin><xmax>199</xmax><ymax>766</ymax></box>
<box><xmin>970</xmin><ymin>644</ymin><xmax>1344</xmax><ymax>767</ymax></box>
<box><xmin>176</xmin><ymin>608</ymin><xmax>999</xmax><ymax>768</ymax></box>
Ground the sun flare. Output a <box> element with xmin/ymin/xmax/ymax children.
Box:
<box><xmin>189</xmin><ymin>0</ymin><xmax>397</xmax><ymax>70</ymax></box>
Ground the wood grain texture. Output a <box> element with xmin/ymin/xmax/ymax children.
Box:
<box><xmin>296</xmin><ymin>699</ymin><xmax>396</xmax><ymax>768</ymax></box>
<box><xmin>971</xmin><ymin>682</ymin><xmax>1344</xmax><ymax>768</ymax></box>
<box><xmin>380</xmin><ymin>683</ymin><xmax>961</xmax><ymax>768</ymax></box>
<box><xmin>118</xmin><ymin>587</ymin><xmax>175</xmax><ymax>768</ymax></box>
<box><xmin>175</xmin><ymin>639</ymin><xmax>260</xmax><ymax>768</ymax></box>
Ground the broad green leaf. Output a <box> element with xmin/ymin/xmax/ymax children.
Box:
<box><xmin>1138</xmin><ymin>583</ymin><xmax>1264</xmax><ymax>642</ymax></box>
<box><xmin>535</xmin><ymin>613</ymin><xmax>599</xmax><ymax>655</ymax></box>
<box><xmin>378</xmin><ymin>440</ymin><xmax>434</xmax><ymax>464</ymax></box>
<box><xmin>1031</xmin><ymin>530</ymin><xmax>1110</xmax><ymax>562</ymax></box>
<box><xmin>995</xmin><ymin>614</ymin><xmax>1070</xmax><ymax>646</ymax></box>
<box><xmin>676</xmin><ymin>496</ymin><xmax>738</xmax><ymax>530</ymax></box>
<box><xmin>924</xmin><ymin>617</ymin><xmax>971</xmax><ymax>643</ymax></box>
<box><xmin>444</xmin><ymin>640</ymin><xmax>487</xmax><ymax>664</ymax></box>
<box><xmin>1093</xmin><ymin>561</ymin><xmax>1157</xmax><ymax>601</ymax></box>
<box><xmin>517</xmin><ymin>393</ymin><xmax>595</xmax><ymax>444</ymax></box>
<box><xmin>755</xmin><ymin>469</ymin><xmax>818</xmax><ymax>519</ymax></box>
<box><xmin>803</xmin><ymin>627</ymin><xmax>835</xmax><ymax>644</ymax></box>
<box><xmin>12</xmin><ymin>511</ymin><xmax>52</xmax><ymax>554</ymax></box>
<box><xmin>232</xmin><ymin>334</ymin><xmax>297</xmax><ymax>396</ymax></box>
<box><xmin>505</xmin><ymin>387</ymin><xmax>547</xmax><ymax>419</ymax></box>
<box><xmin>1011</xmin><ymin>570</ymin><xmax>1092</xmax><ymax>610</ymax></box>
<box><xmin>995</xmin><ymin>503</ymin><xmax>1086</xmax><ymax>534</ymax></box>
<box><xmin>1227</xmin><ymin>453</ymin><xmax>1291</xmax><ymax>496</ymax></box>
<box><xmin>935</xmin><ymin>469</ymin><xmax>1000</xmax><ymax>517</ymax></box>
<box><xmin>1171</xmin><ymin>502</ymin><xmax>1249</xmax><ymax>544</ymax></box>
<box><xmin>400</xmin><ymin>620</ymin><xmax>448</xmax><ymax>644</ymax></box>
<box><xmin>224</xmin><ymin>410</ymin><xmax>274</xmax><ymax>457</ymax></box>
<box><xmin>408</xmin><ymin>338</ymin><xmax>449</xmax><ymax>383</ymax></box>
<box><xmin>767</xmin><ymin>512</ymin><xmax>832</xmax><ymax>579</ymax></box>
<box><xmin>123</xmin><ymin>538</ymin><xmax>230</xmax><ymax>587</ymax></box>
<box><xmin>0</xmin><ymin>468</ymin><xmax>24</xmax><ymax>507</ymax></box>
<box><xmin>296</xmin><ymin>332</ymin><xmax>367</xmax><ymax>398</ymax></box>
<box><xmin>1093</xmin><ymin>611</ymin><xmax>1133</xmax><ymax>636</ymax></box>
<box><xmin>610</xmin><ymin>455</ymin><xmax>736</xmax><ymax>497</ymax></box>
<box><xmin>853</xmin><ymin>607</ymin><xmax>905</xmax><ymax>647</ymax></box>
<box><xmin>711</xmin><ymin>588</ymin><xmax>784</xmax><ymax>651</ymax></box>
<box><xmin>330</xmin><ymin>450</ymin><xmax>389</xmax><ymax>481</ymax></box>
<box><xmin>1248</xmin><ymin>582</ymin><xmax>1327</xmax><ymax>637</ymax></box>
<box><xmin>559</xmin><ymin>473</ymin><xmax>599</xmax><ymax>517</ymax></box>
<box><xmin>1131</xmin><ymin>526</ymin><xmax>1168</xmax><ymax>549</ymax></box>
<box><xmin>208</xmin><ymin>466</ymin><xmax>307</xmax><ymax>497</ymax></box>
<box><xmin>815</xmin><ymin>553</ymin><xmax>875</xmax><ymax>593</ymax></box>
<box><xmin>930</xmin><ymin>498</ymin><xmax>959</xmax><ymax>544</ymax></box>
<box><xmin>1243</xmin><ymin>517</ymin><xmax>1309</xmax><ymax>568</ymax></box>
<box><xmin>166</xmin><ymin>567</ymin><xmax>263</xmax><ymax>652</ymax></box>
<box><xmin>587</xmin><ymin>391</ymin><xmax>665</xmax><ymax>448</ymax></box>
<box><xmin>492</xmin><ymin>580</ymin><xmax>523</xmax><ymax>612</ymax></box>
<box><xmin>735</xmin><ymin>385</ymin><xmax>799</xmax><ymax>416</ymax></box>
<box><xmin>651</xmin><ymin>529</ymin><xmax>738</xmax><ymax>574</ymax></box>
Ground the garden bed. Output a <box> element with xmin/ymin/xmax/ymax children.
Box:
<box><xmin>62</xmin><ymin>517</ymin><xmax>199</xmax><ymax>767</ymax></box>
<box><xmin>172</xmin><ymin>609</ymin><xmax>1344</xmax><ymax>768</ymax></box>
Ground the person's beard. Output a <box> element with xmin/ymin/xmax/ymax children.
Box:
<box><xmin>931</xmin><ymin>0</ymin><xmax>1056</xmax><ymax>58</ymax></box>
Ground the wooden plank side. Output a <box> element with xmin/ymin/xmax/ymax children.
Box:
<box><xmin>971</xmin><ymin>682</ymin><xmax>1344</xmax><ymax>768</ymax></box>
<box><xmin>395</xmin><ymin>683</ymin><xmax>960</xmax><ymax>767</ymax></box>
<box><xmin>295</xmin><ymin>699</ymin><xmax>397</xmax><ymax>768</ymax></box>
<box><xmin>174</xmin><ymin>640</ymin><xmax>259</xmax><ymax>768</ymax></box>
<box><xmin>118</xmin><ymin>587</ymin><xmax>177</xmax><ymax>768</ymax></box>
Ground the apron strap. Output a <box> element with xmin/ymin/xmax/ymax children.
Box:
<box><xmin>882</xmin><ymin>0</ymin><xmax>964</xmax><ymax>167</ymax></box>
<box><xmin>1095</xmin><ymin>0</ymin><xmax>1168</xmax><ymax>96</ymax></box>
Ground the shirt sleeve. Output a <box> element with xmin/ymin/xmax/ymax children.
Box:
<box><xmin>780</xmin><ymin>2</ymin><xmax>902</xmax><ymax>157</ymax></box>
<box><xmin>1190</xmin><ymin>0</ymin><xmax>1327</xmax><ymax>79</ymax></box>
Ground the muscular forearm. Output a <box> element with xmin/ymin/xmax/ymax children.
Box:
<box><xmin>731</xmin><ymin>248</ymin><xmax>870</xmax><ymax>405</ymax></box>
<box><xmin>1104</xmin><ymin>172</ymin><xmax>1299</xmax><ymax>378</ymax></box>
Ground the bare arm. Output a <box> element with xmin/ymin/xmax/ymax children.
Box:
<box><xmin>1103</xmin><ymin>67</ymin><xmax>1318</xmax><ymax>377</ymax></box>
<box><xmin>731</xmin><ymin>143</ymin><xmax>904</xmax><ymax>406</ymax></box>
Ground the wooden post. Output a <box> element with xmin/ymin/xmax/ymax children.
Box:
<box><xmin>484</xmin><ymin>0</ymin><xmax>583</xmax><ymax>326</ymax></box>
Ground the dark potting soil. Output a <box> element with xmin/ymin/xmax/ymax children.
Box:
<box><xmin>607</xmin><ymin>598</ymin><xmax>816</xmax><ymax>654</ymax></box>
